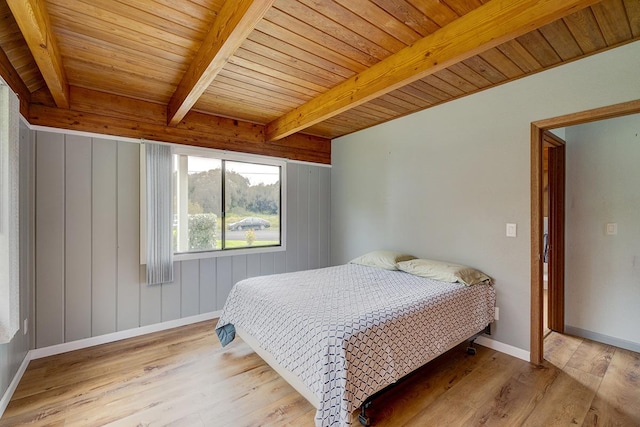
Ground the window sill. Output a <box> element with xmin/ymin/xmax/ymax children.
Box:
<box><xmin>173</xmin><ymin>244</ymin><xmax>286</xmax><ymax>261</ymax></box>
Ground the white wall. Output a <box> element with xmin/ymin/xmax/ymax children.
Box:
<box><xmin>331</xmin><ymin>40</ymin><xmax>640</xmax><ymax>352</ymax></box>
<box><xmin>33</xmin><ymin>131</ymin><xmax>330</xmax><ymax>348</ymax></box>
<box><xmin>565</xmin><ymin>114</ymin><xmax>640</xmax><ymax>350</ymax></box>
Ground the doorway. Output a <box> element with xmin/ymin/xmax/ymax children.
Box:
<box><xmin>529</xmin><ymin>99</ymin><xmax>640</xmax><ymax>365</ymax></box>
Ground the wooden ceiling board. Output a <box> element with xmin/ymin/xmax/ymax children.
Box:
<box><xmin>563</xmin><ymin>7</ymin><xmax>608</xmax><ymax>53</ymax></box>
<box><xmin>625</xmin><ymin>0</ymin><xmax>640</xmax><ymax>36</ymax></box>
<box><xmin>1</xmin><ymin>0</ymin><xmax>638</xmax><ymax>163</ymax></box>
<box><xmin>433</xmin><ymin>68</ymin><xmax>480</xmax><ymax>93</ymax></box>
<box><xmin>369</xmin><ymin>0</ymin><xmax>442</xmax><ymax>37</ymax></box>
<box><xmin>210</xmin><ymin>74</ymin><xmax>308</xmax><ymax>107</ymax></box>
<box><xmin>591</xmin><ymin>0</ymin><xmax>633</xmax><ymax>45</ymax></box>
<box><xmin>462</xmin><ymin>56</ymin><xmax>507</xmax><ymax>84</ymax></box>
<box><xmin>447</xmin><ymin>62</ymin><xmax>493</xmax><ymax>89</ymax></box>
<box><xmin>62</xmin><ymin>55</ymin><xmax>181</xmax><ymax>95</ymax></box>
<box><xmin>217</xmin><ymin>61</ymin><xmax>322</xmax><ymax>99</ymax></box>
<box><xmin>47</xmin><ymin>0</ymin><xmax>201</xmax><ymax>53</ymax></box>
<box><xmin>207</xmin><ymin>80</ymin><xmax>299</xmax><ymax>113</ymax></box>
<box><xmin>331</xmin><ymin>0</ymin><xmax>422</xmax><ymax>46</ymax></box>
<box><xmin>212</xmin><ymin>67</ymin><xmax>314</xmax><ymax>105</ymax></box>
<box><xmin>247</xmin><ymin>29</ymin><xmax>356</xmax><ymax>79</ymax></box>
<box><xmin>477</xmin><ymin>48</ymin><xmax>525</xmax><ymax>79</ymax></box>
<box><xmin>496</xmin><ymin>40</ymin><xmax>543</xmax><ymax>73</ymax></box>
<box><xmin>424</xmin><ymin>72</ymin><xmax>471</xmax><ymax>96</ymax></box>
<box><xmin>54</xmin><ymin>27</ymin><xmax>186</xmax><ymax>78</ymax></box>
<box><xmin>374</xmin><ymin>91</ymin><xmax>427</xmax><ymax>114</ymax></box>
<box><xmin>111</xmin><ymin>0</ymin><xmax>219</xmax><ymax>34</ymax></box>
<box><xmin>401</xmin><ymin>81</ymin><xmax>448</xmax><ymax>105</ymax></box>
<box><xmin>64</xmin><ymin>59</ymin><xmax>174</xmax><ymax>103</ymax></box>
<box><xmin>407</xmin><ymin>0</ymin><xmax>461</xmax><ymax>27</ymax></box>
<box><xmin>192</xmin><ymin>100</ymin><xmax>275</xmax><ymax>125</ymax></box>
<box><xmin>198</xmin><ymin>88</ymin><xmax>291</xmax><ymax>120</ymax></box>
<box><xmin>200</xmin><ymin>86</ymin><xmax>307</xmax><ymax>115</ymax></box>
<box><xmin>537</xmin><ymin>19</ymin><xmax>585</xmax><ymax>61</ymax></box>
<box><xmin>515</xmin><ymin>30</ymin><xmax>563</xmax><ymax>68</ymax></box>
<box><xmin>229</xmin><ymin>49</ymin><xmax>336</xmax><ymax>92</ymax></box>
<box><xmin>239</xmin><ymin>39</ymin><xmax>345</xmax><ymax>86</ymax></box>
<box><xmin>412</xmin><ymin>79</ymin><xmax>457</xmax><ymax>102</ymax></box>
<box><xmin>442</xmin><ymin>0</ymin><xmax>485</xmax><ymax>16</ymax></box>
<box><xmin>46</xmin><ymin>17</ymin><xmax>188</xmax><ymax>64</ymax></box>
<box><xmin>264</xmin><ymin>4</ymin><xmax>380</xmax><ymax>67</ymax></box>
<box><xmin>253</xmin><ymin>18</ymin><xmax>367</xmax><ymax>74</ymax></box>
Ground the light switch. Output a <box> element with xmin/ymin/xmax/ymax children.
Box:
<box><xmin>606</xmin><ymin>223</ymin><xmax>617</xmax><ymax>235</ymax></box>
<box><xmin>506</xmin><ymin>223</ymin><xmax>517</xmax><ymax>237</ymax></box>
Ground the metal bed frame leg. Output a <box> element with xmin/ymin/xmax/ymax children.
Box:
<box><xmin>467</xmin><ymin>323</ymin><xmax>491</xmax><ymax>355</ymax></box>
<box><xmin>358</xmin><ymin>399</ymin><xmax>372</xmax><ymax>426</ymax></box>
<box><xmin>466</xmin><ymin>338</ymin><xmax>477</xmax><ymax>355</ymax></box>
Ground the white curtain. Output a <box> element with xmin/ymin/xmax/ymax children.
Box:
<box><xmin>0</xmin><ymin>83</ymin><xmax>19</xmax><ymax>343</ymax></box>
<box><xmin>145</xmin><ymin>142</ymin><xmax>173</xmax><ymax>285</ymax></box>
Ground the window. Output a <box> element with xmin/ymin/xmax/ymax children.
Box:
<box><xmin>172</xmin><ymin>147</ymin><xmax>284</xmax><ymax>257</ymax></box>
<box><xmin>0</xmin><ymin>82</ymin><xmax>19</xmax><ymax>343</ymax></box>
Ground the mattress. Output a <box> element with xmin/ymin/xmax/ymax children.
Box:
<box><xmin>216</xmin><ymin>263</ymin><xmax>495</xmax><ymax>426</ymax></box>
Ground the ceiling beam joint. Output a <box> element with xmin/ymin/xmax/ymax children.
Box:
<box><xmin>167</xmin><ymin>0</ymin><xmax>275</xmax><ymax>126</ymax></box>
<box><xmin>7</xmin><ymin>0</ymin><xmax>69</xmax><ymax>109</ymax></box>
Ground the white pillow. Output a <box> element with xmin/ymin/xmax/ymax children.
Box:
<box><xmin>349</xmin><ymin>250</ymin><xmax>416</xmax><ymax>270</ymax></box>
<box><xmin>397</xmin><ymin>258</ymin><xmax>493</xmax><ymax>286</ymax></box>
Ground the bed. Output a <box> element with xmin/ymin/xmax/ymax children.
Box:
<box><xmin>215</xmin><ymin>256</ymin><xmax>495</xmax><ymax>427</ymax></box>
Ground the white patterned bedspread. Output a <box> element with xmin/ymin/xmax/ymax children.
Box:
<box><xmin>215</xmin><ymin>264</ymin><xmax>496</xmax><ymax>427</ymax></box>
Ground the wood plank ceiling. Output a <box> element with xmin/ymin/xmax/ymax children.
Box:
<box><xmin>1</xmin><ymin>0</ymin><xmax>638</xmax><ymax>164</ymax></box>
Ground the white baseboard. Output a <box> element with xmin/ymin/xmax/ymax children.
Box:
<box><xmin>30</xmin><ymin>311</ymin><xmax>221</xmax><ymax>360</ymax></box>
<box><xmin>0</xmin><ymin>351</ymin><xmax>31</xmax><ymax>418</ymax></box>
<box><xmin>0</xmin><ymin>312</ymin><xmax>220</xmax><ymax>419</ymax></box>
<box><xmin>475</xmin><ymin>335</ymin><xmax>530</xmax><ymax>362</ymax></box>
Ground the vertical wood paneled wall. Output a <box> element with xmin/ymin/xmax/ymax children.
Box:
<box><xmin>34</xmin><ymin>131</ymin><xmax>331</xmax><ymax>348</ymax></box>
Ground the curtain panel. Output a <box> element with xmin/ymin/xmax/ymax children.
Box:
<box><xmin>145</xmin><ymin>142</ymin><xmax>173</xmax><ymax>285</ymax></box>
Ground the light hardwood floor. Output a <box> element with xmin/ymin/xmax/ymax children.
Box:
<box><xmin>1</xmin><ymin>320</ymin><xmax>639</xmax><ymax>426</ymax></box>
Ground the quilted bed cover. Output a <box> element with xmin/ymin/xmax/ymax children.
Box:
<box><xmin>215</xmin><ymin>263</ymin><xmax>496</xmax><ymax>427</ymax></box>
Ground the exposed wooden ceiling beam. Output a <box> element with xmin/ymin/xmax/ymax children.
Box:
<box><xmin>167</xmin><ymin>0</ymin><xmax>275</xmax><ymax>126</ymax></box>
<box><xmin>6</xmin><ymin>0</ymin><xmax>69</xmax><ymax>109</ymax></box>
<box><xmin>265</xmin><ymin>0</ymin><xmax>601</xmax><ymax>141</ymax></box>
<box><xmin>0</xmin><ymin>45</ymin><xmax>31</xmax><ymax>115</ymax></box>
<box><xmin>27</xmin><ymin>86</ymin><xmax>331</xmax><ymax>164</ymax></box>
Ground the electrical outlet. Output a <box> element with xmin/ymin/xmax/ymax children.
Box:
<box><xmin>494</xmin><ymin>307</ymin><xmax>499</xmax><ymax>320</ymax></box>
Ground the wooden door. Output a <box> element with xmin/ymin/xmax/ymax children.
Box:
<box><xmin>546</xmin><ymin>137</ymin><xmax>565</xmax><ymax>333</ymax></box>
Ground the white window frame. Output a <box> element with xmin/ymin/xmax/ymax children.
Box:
<box><xmin>0</xmin><ymin>81</ymin><xmax>20</xmax><ymax>343</ymax></box>
<box><xmin>169</xmin><ymin>145</ymin><xmax>286</xmax><ymax>261</ymax></box>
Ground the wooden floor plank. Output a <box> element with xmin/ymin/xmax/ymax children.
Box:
<box><xmin>521</xmin><ymin>365</ymin><xmax>601</xmax><ymax>426</ymax></box>
<box><xmin>583</xmin><ymin>347</ymin><xmax>640</xmax><ymax>426</ymax></box>
<box><xmin>2</xmin><ymin>323</ymin><xmax>640</xmax><ymax>427</ymax></box>
<box><xmin>566</xmin><ymin>339</ymin><xmax>615</xmax><ymax>377</ymax></box>
<box><xmin>466</xmin><ymin>361</ymin><xmax>559</xmax><ymax>425</ymax></box>
<box><xmin>400</xmin><ymin>351</ymin><xmax>524</xmax><ymax>425</ymax></box>
<box><xmin>544</xmin><ymin>330</ymin><xmax>582</xmax><ymax>369</ymax></box>
<box><xmin>371</xmin><ymin>343</ymin><xmax>495</xmax><ymax>426</ymax></box>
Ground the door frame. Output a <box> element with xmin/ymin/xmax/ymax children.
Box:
<box><xmin>530</xmin><ymin>99</ymin><xmax>640</xmax><ymax>365</ymax></box>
